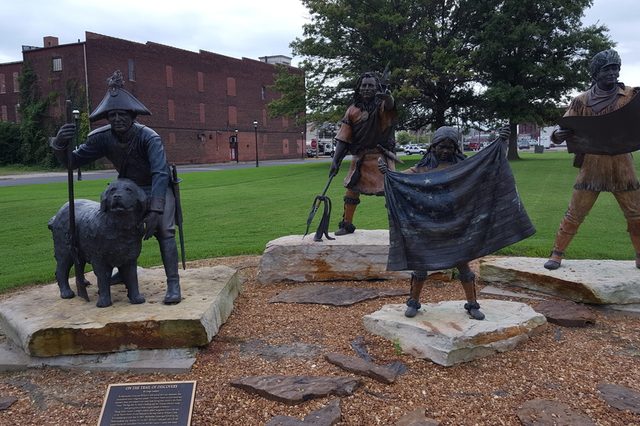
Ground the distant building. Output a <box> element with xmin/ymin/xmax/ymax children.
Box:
<box><xmin>0</xmin><ymin>32</ymin><xmax>304</xmax><ymax>164</ymax></box>
<box><xmin>259</xmin><ymin>55</ymin><xmax>292</xmax><ymax>66</ymax></box>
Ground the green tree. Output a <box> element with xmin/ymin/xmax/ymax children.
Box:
<box><xmin>471</xmin><ymin>0</ymin><xmax>611</xmax><ymax>159</ymax></box>
<box><xmin>0</xmin><ymin>121</ymin><xmax>21</xmax><ymax>165</ymax></box>
<box><xmin>395</xmin><ymin>130</ymin><xmax>414</xmax><ymax>146</ymax></box>
<box><xmin>267</xmin><ymin>64</ymin><xmax>306</xmax><ymax>126</ymax></box>
<box><xmin>291</xmin><ymin>0</ymin><xmax>494</xmax><ymax>129</ymax></box>
<box><xmin>18</xmin><ymin>62</ymin><xmax>54</xmax><ymax>166</ymax></box>
<box><xmin>292</xmin><ymin>0</ymin><xmax>611</xmax><ymax>161</ymax></box>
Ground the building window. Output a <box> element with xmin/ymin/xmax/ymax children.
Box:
<box><xmin>52</xmin><ymin>57</ymin><xmax>62</xmax><ymax>72</ymax></box>
<box><xmin>197</xmin><ymin>72</ymin><xmax>204</xmax><ymax>92</ymax></box>
<box><xmin>166</xmin><ymin>65</ymin><xmax>173</xmax><ymax>88</ymax></box>
<box><xmin>226</xmin><ymin>77</ymin><xmax>236</xmax><ymax>96</ymax></box>
<box><xmin>261</xmin><ymin>86</ymin><xmax>266</xmax><ymax>100</ymax></box>
<box><xmin>168</xmin><ymin>99</ymin><xmax>175</xmax><ymax>121</ymax></box>
<box><xmin>128</xmin><ymin>59</ymin><xmax>136</xmax><ymax>81</ymax></box>
<box><xmin>228</xmin><ymin>106</ymin><xmax>237</xmax><ymax>125</ymax></box>
<box><xmin>1</xmin><ymin>105</ymin><xmax>7</xmax><ymax>122</ymax></box>
<box><xmin>199</xmin><ymin>103</ymin><xmax>205</xmax><ymax>123</ymax></box>
<box><xmin>12</xmin><ymin>72</ymin><xmax>19</xmax><ymax>93</ymax></box>
<box><xmin>14</xmin><ymin>104</ymin><xmax>20</xmax><ymax>123</ymax></box>
<box><xmin>0</xmin><ymin>74</ymin><xmax>5</xmax><ymax>94</ymax></box>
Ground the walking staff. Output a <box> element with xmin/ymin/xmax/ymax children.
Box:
<box><xmin>64</xmin><ymin>100</ymin><xmax>89</xmax><ymax>301</ymax></box>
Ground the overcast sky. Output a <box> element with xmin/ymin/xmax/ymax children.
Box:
<box><xmin>1</xmin><ymin>0</ymin><xmax>639</xmax><ymax>84</ymax></box>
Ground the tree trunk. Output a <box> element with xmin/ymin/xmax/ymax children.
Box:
<box><xmin>507</xmin><ymin>121</ymin><xmax>520</xmax><ymax>161</ymax></box>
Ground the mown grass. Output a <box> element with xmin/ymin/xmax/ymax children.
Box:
<box><xmin>1</xmin><ymin>149</ymin><xmax>637</xmax><ymax>292</ymax></box>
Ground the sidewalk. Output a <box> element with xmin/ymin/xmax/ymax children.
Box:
<box><xmin>0</xmin><ymin>157</ymin><xmax>333</xmax><ymax>187</ymax></box>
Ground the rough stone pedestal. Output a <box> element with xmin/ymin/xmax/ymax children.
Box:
<box><xmin>480</xmin><ymin>256</ymin><xmax>640</xmax><ymax>305</ymax></box>
<box><xmin>363</xmin><ymin>300</ymin><xmax>546</xmax><ymax>366</ymax></box>
<box><xmin>257</xmin><ymin>230</ymin><xmax>411</xmax><ymax>284</ymax></box>
<box><xmin>0</xmin><ymin>266</ymin><xmax>241</xmax><ymax>357</ymax></box>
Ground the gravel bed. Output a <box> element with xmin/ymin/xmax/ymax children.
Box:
<box><xmin>1</xmin><ymin>255</ymin><xmax>639</xmax><ymax>425</ymax></box>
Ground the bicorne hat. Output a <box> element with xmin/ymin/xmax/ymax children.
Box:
<box><xmin>89</xmin><ymin>70</ymin><xmax>151</xmax><ymax>122</ymax></box>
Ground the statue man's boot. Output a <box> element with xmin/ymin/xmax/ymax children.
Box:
<box><xmin>405</xmin><ymin>272</ymin><xmax>426</xmax><ymax>318</ymax></box>
<box><xmin>544</xmin><ymin>218</ymin><xmax>579</xmax><ymax>270</ymax></box>
<box><xmin>459</xmin><ymin>268</ymin><xmax>484</xmax><ymax>320</ymax></box>
<box><xmin>335</xmin><ymin>193</ymin><xmax>360</xmax><ymax>236</ymax></box>
<box><xmin>159</xmin><ymin>237</ymin><xmax>182</xmax><ymax>304</ymax></box>
<box><xmin>627</xmin><ymin>220</ymin><xmax>640</xmax><ymax>269</ymax></box>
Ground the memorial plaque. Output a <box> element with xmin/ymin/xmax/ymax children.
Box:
<box><xmin>98</xmin><ymin>381</ymin><xmax>196</xmax><ymax>426</ymax></box>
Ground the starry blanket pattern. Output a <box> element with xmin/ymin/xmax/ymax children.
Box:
<box><xmin>384</xmin><ymin>140</ymin><xmax>535</xmax><ymax>271</ymax></box>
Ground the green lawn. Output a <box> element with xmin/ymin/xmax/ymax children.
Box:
<box><xmin>1</xmin><ymin>149</ymin><xmax>637</xmax><ymax>292</ymax></box>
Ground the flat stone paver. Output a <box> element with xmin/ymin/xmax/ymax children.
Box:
<box><xmin>598</xmin><ymin>383</ymin><xmax>640</xmax><ymax>414</ymax></box>
<box><xmin>363</xmin><ymin>300</ymin><xmax>546</xmax><ymax>366</ymax></box>
<box><xmin>0</xmin><ymin>266</ymin><xmax>241</xmax><ymax>357</ymax></box>
<box><xmin>230</xmin><ymin>375</ymin><xmax>360</xmax><ymax>405</ymax></box>
<box><xmin>517</xmin><ymin>399</ymin><xmax>595</xmax><ymax>425</ymax></box>
<box><xmin>480</xmin><ymin>256</ymin><xmax>640</xmax><ymax>304</ymax></box>
<box><xmin>534</xmin><ymin>300</ymin><xmax>596</xmax><ymax>327</ymax></box>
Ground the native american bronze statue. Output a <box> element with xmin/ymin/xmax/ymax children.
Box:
<box><xmin>330</xmin><ymin>69</ymin><xmax>398</xmax><ymax>236</ymax></box>
<box><xmin>544</xmin><ymin>49</ymin><xmax>640</xmax><ymax>270</ymax></box>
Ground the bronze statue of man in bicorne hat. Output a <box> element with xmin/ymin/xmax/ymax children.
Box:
<box><xmin>51</xmin><ymin>70</ymin><xmax>182</xmax><ymax>304</ymax></box>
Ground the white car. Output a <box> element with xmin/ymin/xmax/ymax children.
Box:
<box><xmin>404</xmin><ymin>145</ymin><xmax>424</xmax><ymax>155</ymax></box>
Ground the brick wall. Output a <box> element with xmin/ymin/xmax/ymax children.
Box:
<box><xmin>23</xmin><ymin>42</ymin><xmax>87</xmax><ymax>124</ymax></box>
<box><xmin>0</xmin><ymin>32</ymin><xmax>304</xmax><ymax>164</ymax></box>
<box><xmin>82</xmin><ymin>32</ymin><xmax>304</xmax><ymax>164</ymax></box>
<box><xmin>0</xmin><ymin>61</ymin><xmax>26</xmax><ymax>123</ymax></box>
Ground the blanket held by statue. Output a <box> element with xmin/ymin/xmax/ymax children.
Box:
<box><xmin>384</xmin><ymin>140</ymin><xmax>536</xmax><ymax>271</ymax></box>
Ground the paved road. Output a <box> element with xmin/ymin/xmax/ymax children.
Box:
<box><xmin>0</xmin><ymin>157</ymin><xmax>334</xmax><ymax>187</ymax></box>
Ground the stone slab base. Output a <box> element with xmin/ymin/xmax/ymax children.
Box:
<box><xmin>363</xmin><ymin>300</ymin><xmax>546</xmax><ymax>366</ymax></box>
<box><xmin>0</xmin><ymin>265</ymin><xmax>241</xmax><ymax>357</ymax></box>
<box><xmin>479</xmin><ymin>256</ymin><xmax>640</xmax><ymax>305</ymax></box>
<box><xmin>257</xmin><ymin>230</ymin><xmax>412</xmax><ymax>283</ymax></box>
<box><xmin>0</xmin><ymin>339</ymin><xmax>196</xmax><ymax>373</ymax></box>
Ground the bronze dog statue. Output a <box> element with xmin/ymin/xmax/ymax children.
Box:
<box><xmin>48</xmin><ymin>178</ymin><xmax>148</xmax><ymax>307</ymax></box>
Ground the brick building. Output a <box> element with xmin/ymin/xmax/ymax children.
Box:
<box><xmin>0</xmin><ymin>32</ymin><xmax>305</xmax><ymax>164</ymax></box>
<box><xmin>0</xmin><ymin>61</ymin><xmax>21</xmax><ymax>123</ymax></box>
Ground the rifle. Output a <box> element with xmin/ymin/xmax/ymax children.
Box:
<box><xmin>65</xmin><ymin>100</ymin><xmax>89</xmax><ymax>301</ymax></box>
<box><xmin>170</xmin><ymin>164</ymin><xmax>187</xmax><ymax>269</ymax></box>
<box><xmin>379</xmin><ymin>61</ymin><xmax>391</xmax><ymax>94</ymax></box>
<box><xmin>304</xmin><ymin>174</ymin><xmax>335</xmax><ymax>242</ymax></box>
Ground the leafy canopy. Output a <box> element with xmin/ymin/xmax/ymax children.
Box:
<box><xmin>287</xmin><ymin>0</ymin><xmax>611</xmax><ymax>152</ymax></box>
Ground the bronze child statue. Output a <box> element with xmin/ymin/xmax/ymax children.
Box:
<box><xmin>380</xmin><ymin>125</ymin><xmax>533</xmax><ymax>320</ymax></box>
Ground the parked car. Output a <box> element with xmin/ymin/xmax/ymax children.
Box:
<box><xmin>463</xmin><ymin>142</ymin><xmax>481</xmax><ymax>151</ymax></box>
<box><xmin>517</xmin><ymin>138</ymin><xmax>532</xmax><ymax>149</ymax></box>
<box><xmin>317</xmin><ymin>141</ymin><xmax>335</xmax><ymax>157</ymax></box>
<box><xmin>404</xmin><ymin>145</ymin><xmax>424</xmax><ymax>155</ymax></box>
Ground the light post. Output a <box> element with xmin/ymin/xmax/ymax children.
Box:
<box><xmin>72</xmin><ymin>109</ymin><xmax>81</xmax><ymax>181</ymax></box>
<box><xmin>234</xmin><ymin>129</ymin><xmax>239</xmax><ymax>163</ymax></box>
<box><xmin>253</xmin><ymin>120</ymin><xmax>259</xmax><ymax>167</ymax></box>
